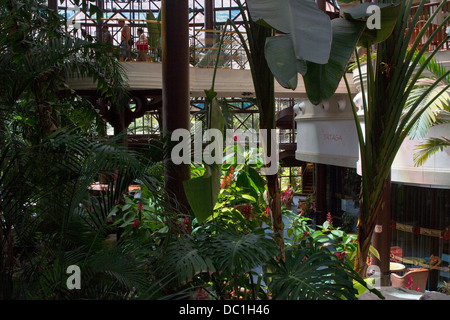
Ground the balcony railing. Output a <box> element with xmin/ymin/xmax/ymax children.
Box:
<box><xmin>407</xmin><ymin>2</ymin><xmax>450</xmax><ymax>52</ymax></box>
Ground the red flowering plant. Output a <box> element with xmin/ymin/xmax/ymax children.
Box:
<box><xmin>288</xmin><ymin>207</ymin><xmax>378</xmax><ymax>269</ymax></box>
<box><xmin>110</xmin><ymin>189</ymin><xmax>168</xmax><ymax>238</ymax></box>
<box><xmin>212</xmin><ymin>150</ymin><xmax>271</xmax><ymax>231</ymax></box>
<box><xmin>287</xmin><ymin>211</ymin><xmax>315</xmax><ymax>245</ymax></box>
<box><xmin>296</xmin><ymin>194</ymin><xmax>315</xmax><ymax>219</ymax></box>
<box><xmin>281</xmin><ymin>187</ymin><xmax>294</xmax><ymax>209</ymax></box>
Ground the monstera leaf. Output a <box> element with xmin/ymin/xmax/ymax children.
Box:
<box><xmin>247</xmin><ymin>0</ymin><xmax>332</xmax><ymax>65</ymax></box>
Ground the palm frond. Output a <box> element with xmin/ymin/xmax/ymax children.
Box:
<box><xmin>405</xmin><ymin>53</ymin><xmax>450</xmax><ymax>139</ymax></box>
<box><xmin>413</xmin><ymin>136</ymin><xmax>450</xmax><ymax>167</ymax></box>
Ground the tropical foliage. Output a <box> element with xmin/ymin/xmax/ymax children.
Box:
<box><xmin>0</xmin><ymin>0</ymin><xmax>384</xmax><ymax>300</ymax></box>
<box><xmin>0</xmin><ymin>0</ymin><xmax>173</xmax><ymax>299</ymax></box>
<box><xmin>344</xmin><ymin>0</ymin><xmax>450</xmax><ymax>276</ymax></box>
<box><xmin>405</xmin><ymin>53</ymin><xmax>450</xmax><ymax>166</ymax></box>
<box><xmin>245</xmin><ymin>0</ymin><xmax>450</xmax><ymax>277</ymax></box>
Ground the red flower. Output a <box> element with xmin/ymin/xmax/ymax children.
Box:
<box><xmin>414</xmin><ymin>226</ymin><xmax>420</xmax><ymax>235</ymax></box>
<box><xmin>234</xmin><ymin>134</ymin><xmax>239</xmax><ymax>141</ymax></box>
<box><xmin>137</xmin><ymin>202</ymin><xmax>143</xmax><ymax>212</ymax></box>
<box><xmin>263</xmin><ymin>206</ymin><xmax>270</xmax><ymax>218</ymax></box>
<box><xmin>406</xmin><ymin>276</ymin><xmax>413</xmax><ymax>290</ymax></box>
<box><xmin>336</xmin><ymin>251</ymin><xmax>348</xmax><ymax>260</ymax></box>
<box><xmin>392</xmin><ymin>221</ymin><xmax>396</xmax><ymax>229</ymax></box>
<box><xmin>132</xmin><ymin>220</ymin><xmax>139</xmax><ymax>228</ymax></box>
<box><xmin>327</xmin><ymin>212</ymin><xmax>333</xmax><ymax>226</ymax></box>
<box><xmin>182</xmin><ymin>216</ymin><xmax>190</xmax><ymax>233</ymax></box>
<box><xmin>240</xmin><ymin>203</ymin><xmax>254</xmax><ymax>220</ymax></box>
<box><xmin>220</xmin><ymin>166</ymin><xmax>234</xmax><ymax>189</ymax></box>
<box><xmin>196</xmin><ymin>288</ymin><xmax>209</xmax><ymax>300</ymax></box>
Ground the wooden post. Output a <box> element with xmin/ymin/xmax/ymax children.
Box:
<box><xmin>161</xmin><ymin>0</ymin><xmax>191</xmax><ymax>213</ymax></box>
<box><xmin>48</xmin><ymin>0</ymin><xmax>57</xmax><ymax>11</ymax></box>
<box><xmin>96</xmin><ymin>0</ymin><xmax>104</xmax><ymax>42</ymax></box>
<box><xmin>204</xmin><ymin>0</ymin><xmax>214</xmax><ymax>47</ymax></box>
<box><xmin>315</xmin><ymin>163</ymin><xmax>328</xmax><ymax>225</ymax></box>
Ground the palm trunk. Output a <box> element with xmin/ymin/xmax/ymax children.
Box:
<box><xmin>354</xmin><ymin>188</ymin><xmax>385</xmax><ymax>277</ymax></box>
<box><xmin>354</xmin><ymin>220</ymin><xmax>374</xmax><ymax>278</ymax></box>
<box><xmin>267</xmin><ymin>174</ymin><xmax>284</xmax><ymax>261</ymax></box>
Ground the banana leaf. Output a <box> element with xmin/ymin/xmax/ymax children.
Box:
<box><xmin>303</xmin><ymin>18</ymin><xmax>366</xmax><ymax>105</ymax></box>
<box><xmin>247</xmin><ymin>0</ymin><xmax>332</xmax><ymax>64</ymax></box>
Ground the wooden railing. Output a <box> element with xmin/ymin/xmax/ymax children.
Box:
<box><xmin>407</xmin><ymin>2</ymin><xmax>450</xmax><ymax>52</ymax></box>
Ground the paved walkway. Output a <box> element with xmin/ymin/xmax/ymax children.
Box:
<box><xmin>359</xmin><ymin>287</ymin><xmax>450</xmax><ymax>300</ymax></box>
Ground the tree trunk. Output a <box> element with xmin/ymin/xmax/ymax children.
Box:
<box><xmin>354</xmin><ymin>188</ymin><xmax>385</xmax><ymax>278</ymax></box>
<box><xmin>354</xmin><ymin>221</ymin><xmax>375</xmax><ymax>278</ymax></box>
<box><xmin>267</xmin><ymin>174</ymin><xmax>284</xmax><ymax>261</ymax></box>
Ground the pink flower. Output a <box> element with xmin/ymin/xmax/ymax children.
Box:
<box><xmin>336</xmin><ymin>251</ymin><xmax>348</xmax><ymax>260</ymax></box>
<box><xmin>263</xmin><ymin>206</ymin><xmax>270</xmax><ymax>218</ymax></box>
<box><xmin>196</xmin><ymin>288</ymin><xmax>209</xmax><ymax>300</ymax></box>
<box><xmin>327</xmin><ymin>212</ymin><xmax>333</xmax><ymax>226</ymax></box>
<box><xmin>182</xmin><ymin>216</ymin><xmax>190</xmax><ymax>233</ymax></box>
<box><xmin>406</xmin><ymin>276</ymin><xmax>413</xmax><ymax>290</ymax></box>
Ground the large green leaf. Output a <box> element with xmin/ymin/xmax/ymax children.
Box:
<box><xmin>184</xmin><ymin>165</ymin><xmax>221</xmax><ymax>224</ymax></box>
<box><xmin>303</xmin><ymin>18</ymin><xmax>366</xmax><ymax>105</ymax></box>
<box><xmin>163</xmin><ymin>235</ymin><xmax>216</xmax><ymax>284</ymax></box>
<box><xmin>343</xmin><ymin>3</ymin><xmax>401</xmax><ymax>46</ymax></box>
<box><xmin>183</xmin><ymin>97</ymin><xmax>224</xmax><ymax>224</ymax></box>
<box><xmin>265</xmin><ymin>34</ymin><xmax>307</xmax><ymax>90</ymax></box>
<box><xmin>206</xmin><ymin>227</ymin><xmax>279</xmax><ymax>274</ymax></box>
<box><xmin>264</xmin><ymin>247</ymin><xmax>361</xmax><ymax>300</ymax></box>
<box><xmin>247</xmin><ymin>0</ymin><xmax>332</xmax><ymax>64</ymax></box>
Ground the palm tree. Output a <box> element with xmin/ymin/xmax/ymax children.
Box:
<box><xmin>0</xmin><ymin>0</ymin><xmax>178</xmax><ymax>299</ymax></box>
<box><xmin>404</xmin><ymin>53</ymin><xmax>450</xmax><ymax>166</ymax></box>
<box><xmin>242</xmin><ymin>0</ymin><xmax>450</xmax><ymax>277</ymax></box>
<box><xmin>345</xmin><ymin>0</ymin><xmax>450</xmax><ymax>276</ymax></box>
<box><xmin>0</xmin><ymin>0</ymin><xmax>128</xmax><ymax>144</ymax></box>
